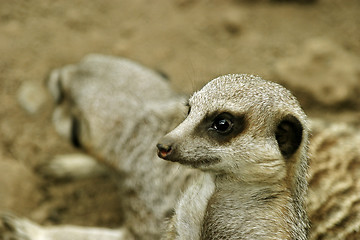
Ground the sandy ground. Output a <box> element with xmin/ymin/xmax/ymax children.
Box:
<box><xmin>0</xmin><ymin>0</ymin><xmax>359</xmax><ymax>233</ymax></box>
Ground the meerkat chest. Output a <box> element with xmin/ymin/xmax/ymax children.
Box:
<box><xmin>173</xmin><ymin>173</ymin><xmax>216</xmax><ymax>240</ymax></box>
<box><xmin>200</xmin><ymin>189</ymin><xmax>292</xmax><ymax>240</ymax></box>
<box><xmin>200</xmin><ymin>191</ymin><xmax>247</xmax><ymax>240</ymax></box>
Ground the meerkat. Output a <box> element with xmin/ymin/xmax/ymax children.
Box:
<box><xmin>2</xmin><ymin>55</ymin><xmax>360</xmax><ymax>239</ymax></box>
<box><xmin>157</xmin><ymin>74</ymin><xmax>310</xmax><ymax>240</ymax></box>
<box><xmin>1</xmin><ymin>54</ymin><xmax>196</xmax><ymax>240</ymax></box>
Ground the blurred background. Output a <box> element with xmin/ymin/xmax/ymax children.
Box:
<box><xmin>0</xmin><ymin>0</ymin><xmax>359</xmax><ymax>231</ymax></box>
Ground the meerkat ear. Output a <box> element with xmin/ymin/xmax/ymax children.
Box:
<box><xmin>275</xmin><ymin>114</ymin><xmax>303</xmax><ymax>159</ymax></box>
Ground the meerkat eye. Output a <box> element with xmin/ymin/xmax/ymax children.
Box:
<box><xmin>211</xmin><ymin>114</ymin><xmax>233</xmax><ymax>134</ymax></box>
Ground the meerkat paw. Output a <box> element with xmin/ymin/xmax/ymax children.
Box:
<box><xmin>0</xmin><ymin>213</ymin><xmax>44</xmax><ymax>240</ymax></box>
<box><xmin>37</xmin><ymin>153</ymin><xmax>108</xmax><ymax>180</ymax></box>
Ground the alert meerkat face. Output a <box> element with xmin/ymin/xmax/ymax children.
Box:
<box><xmin>157</xmin><ymin>74</ymin><xmax>308</xmax><ymax>183</ymax></box>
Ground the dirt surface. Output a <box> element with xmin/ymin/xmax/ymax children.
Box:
<box><xmin>0</xmin><ymin>0</ymin><xmax>359</xmax><ymax>232</ymax></box>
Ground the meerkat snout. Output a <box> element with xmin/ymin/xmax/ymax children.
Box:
<box><xmin>157</xmin><ymin>111</ymin><xmax>238</xmax><ymax>161</ymax></box>
<box><xmin>156</xmin><ymin>142</ymin><xmax>173</xmax><ymax>159</ymax></box>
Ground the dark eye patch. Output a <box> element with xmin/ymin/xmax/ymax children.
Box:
<box><xmin>275</xmin><ymin>114</ymin><xmax>303</xmax><ymax>159</ymax></box>
<box><xmin>194</xmin><ymin>111</ymin><xmax>247</xmax><ymax>144</ymax></box>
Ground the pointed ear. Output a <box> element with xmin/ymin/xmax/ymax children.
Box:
<box><xmin>275</xmin><ymin>114</ymin><xmax>303</xmax><ymax>159</ymax></box>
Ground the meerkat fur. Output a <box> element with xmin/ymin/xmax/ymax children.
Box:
<box><xmin>2</xmin><ymin>54</ymin><xmax>360</xmax><ymax>240</ymax></box>
<box><xmin>158</xmin><ymin>74</ymin><xmax>309</xmax><ymax>239</ymax></box>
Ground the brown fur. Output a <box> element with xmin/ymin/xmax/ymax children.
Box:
<box><xmin>308</xmin><ymin>120</ymin><xmax>360</xmax><ymax>240</ymax></box>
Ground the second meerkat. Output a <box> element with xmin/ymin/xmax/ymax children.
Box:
<box><xmin>157</xmin><ymin>74</ymin><xmax>310</xmax><ymax>240</ymax></box>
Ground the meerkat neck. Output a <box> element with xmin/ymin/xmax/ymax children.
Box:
<box><xmin>200</xmin><ymin>174</ymin><xmax>307</xmax><ymax>240</ymax></box>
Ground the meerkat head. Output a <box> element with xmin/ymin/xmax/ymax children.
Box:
<box><xmin>157</xmin><ymin>74</ymin><xmax>309</xmax><ymax>184</ymax></box>
<box><xmin>47</xmin><ymin>55</ymin><xmax>184</xmax><ymax>158</ymax></box>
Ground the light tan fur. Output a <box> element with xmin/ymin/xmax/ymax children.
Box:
<box><xmin>158</xmin><ymin>74</ymin><xmax>309</xmax><ymax>240</ymax></box>
<box><xmin>1</xmin><ymin>55</ymin><xmax>359</xmax><ymax>240</ymax></box>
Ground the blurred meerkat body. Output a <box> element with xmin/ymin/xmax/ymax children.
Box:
<box><xmin>46</xmin><ymin>54</ymin><xmax>197</xmax><ymax>239</ymax></box>
<box><xmin>307</xmin><ymin>120</ymin><xmax>360</xmax><ymax>240</ymax></box>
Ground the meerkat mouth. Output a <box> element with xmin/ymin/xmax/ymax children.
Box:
<box><xmin>157</xmin><ymin>143</ymin><xmax>221</xmax><ymax>168</ymax></box>
<box><xmin>158</xmin><ymin>148</ymin><xmax>173</xmax><ymax>159</ymax></box>
<box><xmin>178</xmin><ymin>158</ymin><xmax>221</xmax><ymax>168</ymax></box>
<box><xmin>159</xmin><ymin>152</ymin><xmax>220</xmax><ymax>169</ymax></box>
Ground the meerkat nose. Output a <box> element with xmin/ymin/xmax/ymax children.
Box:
<box><xmin>156</xmin><ymin>143</ymin><xmax>173</xmax><ymax>159</ymax></box>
